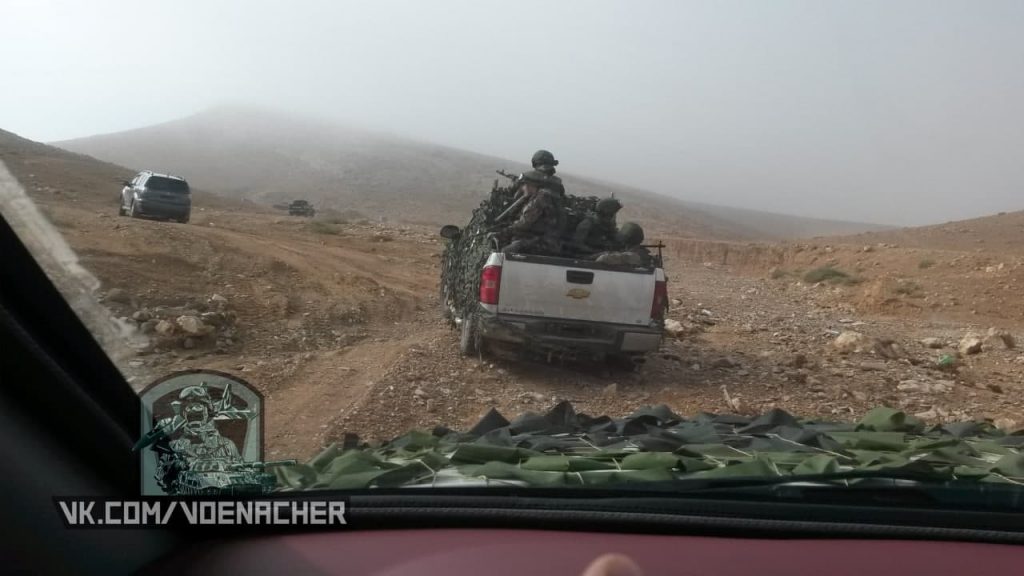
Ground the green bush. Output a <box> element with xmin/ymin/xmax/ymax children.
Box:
<box><xmin>804</xmin><ymin>266</ymin><xmax>859</xmax><ymax>285</ymax></box>
<box><xmin>918</xmin><ymin>259</ymin><xmax>936</xmax><ymax>269</ymax></box>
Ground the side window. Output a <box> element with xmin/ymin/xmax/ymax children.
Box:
<box><xmin>136</xmin><ymin>175</ymin><xmax>148</xmax><ymax>190</ymax></box>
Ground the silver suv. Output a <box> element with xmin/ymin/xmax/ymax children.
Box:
<box><xmin>118</xmin><ymin>171</ymin><xmax>191</xmax><ymax>223</ymax></box>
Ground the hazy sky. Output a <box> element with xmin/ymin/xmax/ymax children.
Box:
<box><xmin>3</xmin><ymin>0</ymin><xmax>1023</xmax><ymax>225</ymax></box>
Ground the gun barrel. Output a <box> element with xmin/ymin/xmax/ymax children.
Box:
<box><xmin>494</xmin><ymin>194</ymin><xmax>530</xmax><ymax>223</ymax></box>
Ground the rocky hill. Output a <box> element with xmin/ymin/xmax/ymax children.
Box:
<box><xmin>54</xmin><ymin>107</ymin><xmax>890</xmax><ymax>240</ymax></box>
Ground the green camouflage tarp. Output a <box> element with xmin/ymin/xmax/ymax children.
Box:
<box><xmin>440</xmin><ymin>180</ymin><xmax>600</xmax><ymax>325</ymax></box>
<box><xmin>273</xmin><ymin>402</ymin><xmax>1024</xmax><ymax>490</ymax></box>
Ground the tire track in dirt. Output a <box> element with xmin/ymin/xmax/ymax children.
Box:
<box><xmin>263</xmin><ymin>325</ymin><xmax>440</xmax><ymax>459</ymax></box>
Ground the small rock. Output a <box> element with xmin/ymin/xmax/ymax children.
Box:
<box><xmin>413</xmin><ymin>388</ymin><xmax>427</xmax><ymax>399</ymax></box>
<box><xmin>958</xmin><ymin>334</ymin><xmax>984</xmax><ymax>355</ymax></box>
<box><xmin>176</xmin><ymin>315</ymin><xmax>213</xmax><ymax>336</ymax></box>
<box><xmin>920</xmin><ymin>337</ymin><xmax>945</xmax><ymax>349</ymax></box>
<box><xmin>833</xmin><ymin>331</ymin><xmax>868</xmax><ymax>354</ymax></box>
<box><xmin>664</xmin><ymin>319</ymin><xmax>685</xmax><ymax>337</ymax></box>
<box><xmin>182</xmin><ymin>337</ymin><xmax>196</xmax><ymax>350</ymax></box>
<box><xmin>104</xmin><ymin>288</ymin><xmax>130</xmax><ymax>304</ymax></box>
<box><xmin>689</xmin><ymin>363</ymin><xmax>701</xmax><ymax>371</ymax></box>
<box><xmin>131</xmin><ymin>310</ymin><xmax>152</xmax><ymax>322</ymax></box>
<box><xmin>858</xmin><ymin>361</ymin><xmax>887</xmax><ymax>371</ymax></box>
<box><xmin>985</xmin><ymin>327</ymin><xmax>1016</xmax><ymax>350</ymax></box>
<box><xmin>200</xmin><ymin>312</ymin><xmax>226</xmax><ymax>327</ymax></box>
<box><xmin>209</xmin><ymin>293</ymin><xmax>229</xmax><ymax>307</ymax></box>
<box><xmin>529</xmin><ymin>392</ymin><xmax>546</xmax><ymax>403</ymax></box>
<box><xmin>985</xmin><ymin>383</ymin><xmax>1004</xmax><ymax>394</ymax></box>
<box><xmin>851</xmin><ymin>390</ymin><xmax>868</xmax><ymax>402</ymax></box>
<box><xmin>140</xmin><ymin>319</ymin><xmax>158</xmax><ymax>334</ymax></box>
<box><xmin>671</xmin><ymin>298</ymin><xmax>683</xmax><ymax>307</ymax></box>
<box><xmin>994</xmin><ymin>418</ymin><xmax>1018</xmax><ymax>432</ymax></box>
<box><xmin>602</xmin><ymin>383</ymin><xmax>619</xmax><ymax>397</ymax></box>
<box><xmin>872</xmin><ymin>339</ymin><xmax>906</xmax><ymax>360</ymax></box>
<box><xmin>154</xmin><ymin>320</ymin><xmax>176</xmax><ymax>336</ymax></box>
<box><xmin>789</xmin><ymin>354</ymin><xmax>808</xmax><ymax>368</ymax></box>
<box><xmin>914</xmin><ymin>408</ymin><xmax>939</xmax><ymax>420</ymax></box>
<box><xmin>897</xmin><ymin>380</ymin><xmax>923</xmax><ymax>392</ymax></box>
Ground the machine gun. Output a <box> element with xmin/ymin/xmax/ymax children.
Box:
<box><xmin>496</xmin><ymin>169</ymin><xmax>520</xmax><ymax>182</ymax></box>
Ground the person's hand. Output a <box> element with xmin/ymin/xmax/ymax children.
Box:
<box><xmin>580</xmin><ymin>553</ymin><xmax>643</xmax><ymax>576</ymax></box>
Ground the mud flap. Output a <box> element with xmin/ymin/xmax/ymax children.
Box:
<box><xmin>459</xmin><ymin>314</ymin><xmax>478</xmax><ymax>357</ymax></box>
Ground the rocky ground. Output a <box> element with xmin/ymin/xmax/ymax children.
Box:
<box><xmin>5</xmin><ymin>142</ymin><xmax>1022</xmax><ymax>461</ymax></box>
<box><xmin>324</xmin><ymin>262</ymin><xmax>1022</xmax><ymax>456</ymax></box>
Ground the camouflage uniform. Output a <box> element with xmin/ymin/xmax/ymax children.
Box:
<box><xmin>502</xmin><ymin>186</ymin><xmax>565</xmax><ymax>255</ymax></box>
<box><xmin>573</xmin><ymin>198</ymin><xmax>622</xmax><ymax>254</ymax></box>
<box><xmin>500</xmin><ymin>150</ymin><xmax>568</xmax><ymax>255</ymax></box>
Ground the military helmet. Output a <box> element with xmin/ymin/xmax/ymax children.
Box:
<box><xmin>179</xmin><ymin>383</ymin><xmax>214</xmax><ymax>407</ymax></box>
<box><xmin>618</xmin><ymin>222</ymin><xmax>645</xmax><ymax>246</ymax></box>
<box><xmin>531</xmin><ymin>149</ymin><xmax>559</xmax><ymax>168</ymax></box>
<box><xmin>596</xmin><ymin>197</ymin><xmax>623</xmax><ymax>215</ymax></box>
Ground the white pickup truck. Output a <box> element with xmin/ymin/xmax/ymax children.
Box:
<box><xmin>441</xmin><ymin>228</ymin><xmax>669</xmax><ymax>360</ymax></box>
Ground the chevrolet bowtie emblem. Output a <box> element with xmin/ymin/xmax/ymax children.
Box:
<box><xmin>566</xmin><ymin>288</ymin><xmax>591</xmax><ymax>299</ymax></box>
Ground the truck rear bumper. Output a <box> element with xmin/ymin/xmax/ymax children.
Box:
<box><xmin>478</xmin><ymin>312</ymin><xmax>663</xmax><ymax>354</ymax></box>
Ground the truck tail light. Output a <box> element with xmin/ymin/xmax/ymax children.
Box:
<box><xmin>651</xmin><ymin>279</ymin><xmax>668</xmax><ymax>319</ymax></box>
<box><xmin>480</xmin><ymin>265</ymin><xmax>502</xmax><ymax>305</ymax></box>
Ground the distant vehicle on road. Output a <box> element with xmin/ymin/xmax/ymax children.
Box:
<box><xmin>118</xmin><ymin>171</ymin><xmax>191</xmax><ymax>223</ymax></box>
<box><xmin>288</xmin><ymin>200</ymin><xmax>316</xmax><ymax>217</ymax></box>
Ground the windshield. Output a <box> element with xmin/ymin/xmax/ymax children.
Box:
<box><xmin>1</xmin><ymin>1</ymin><xmax>1022</xmax><ymax>504</ymax></box>
<box><xmin>144</xmin><ymin>176</ymin><xmax>189</xmax><ymax>193</ymax></box>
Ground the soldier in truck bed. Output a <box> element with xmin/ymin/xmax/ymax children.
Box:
<box><xmin>500</xmin><ymin>150</ymin><xmax>567</xmax><ymax>255</ymax></box>
<box><xmin>501</xmin><ymin>183</ymin><xmax>566</xmax><ymax>255</ymax></box>
<box><xmin>523</xmin><ymin>149</ymin><xmax>565</xmax><ymax>194</ymax></box>
<box><xmin>573</xmin><ymin>197</ymin><xmax>622</xmax><ymax>255</ymax></box>
<box><xmin>594</xmin><ymin>222</ymin><xmax>654</xmax><ymax>267</ymax></box>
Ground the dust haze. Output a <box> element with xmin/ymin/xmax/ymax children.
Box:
<box><xmin>3</xmin><ymin>0</ymin><xmax>1023</xmax><ymax>226</ymax></box>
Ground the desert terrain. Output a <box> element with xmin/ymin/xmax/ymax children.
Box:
<box><xmin>2</xmin><ymin>127</ymin><xmax>1022</xmax><ymax>461</ymax></box>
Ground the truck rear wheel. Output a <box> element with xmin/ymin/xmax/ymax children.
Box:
<box><xmin>459</xmin><ymin>315</ymin><xmax>478</xmax><ymax>356</ymax></box>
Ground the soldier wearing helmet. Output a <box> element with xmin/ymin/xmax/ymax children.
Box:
<box><xmin>595</xmin><ymin>221</ymin><xmax>654</xmax><ymax>267</ymax></box>
<box><xmin>501</xmin><ymin>150</ymin><xmax>568</xmax><ymax>255</ymax></box>
<box><xmin>168</xmin><ymin>382</ymin><xmax>242</xmax><ymax>472</ymax></box>
<box><xmin>518</xmin><ymin>149</ymin><xmax>565</xmax><ymax>194</ymax></box>
<box><xmin>573</xmin><ymin>197</ymin><xmax>622</xmax><ymax>255</ymax></box>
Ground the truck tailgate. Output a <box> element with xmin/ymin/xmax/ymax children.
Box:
<box><xmin>497</xmin><ymin>258</ymin><xmax>656</xmax><ymax>326</ymax></box>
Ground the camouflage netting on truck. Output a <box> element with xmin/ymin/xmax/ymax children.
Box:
<box><xmin>272</xmin><ymin>403</ymin><xmax>1024</xmax><ymax>489</ymax></box>
<box><xmin>439</xmin><ymin>179</ymin><xmax>600</xmax><ymax>325</ymax></box>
